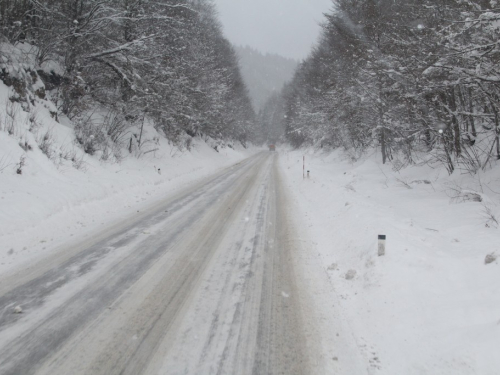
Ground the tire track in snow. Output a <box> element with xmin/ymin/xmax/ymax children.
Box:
<box><xmin>0</xmin><ymin>152</ymin><xmax>311</xmax><ymax>375</ymax></box>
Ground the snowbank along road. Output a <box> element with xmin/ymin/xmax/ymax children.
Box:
<box><xmin>0</xmin><ymin>152</ymin><xmax>310</xmax><ymax>375</ymax></box>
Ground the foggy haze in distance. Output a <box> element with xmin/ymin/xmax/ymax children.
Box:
<box><xmin>213</xmin><ymin>0</ymin><xmax>333</xmax><ymax>60</ymax></box>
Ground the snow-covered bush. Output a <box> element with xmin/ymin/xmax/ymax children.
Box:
<box><xmin>37</xmin><ymin>129</ymin><xmax>55</xmax><ymax>160</ymax></box>
<box><xmin>74</xmin><ymin>117</ymin><xmax>107</xmax><ymax>156</ymax></box>
<box><xmin>102</xmin><ymin>111</ymin><xmax>129</xmax><ymax>145</ymax></box>
<box><xmin>3</xmin><ymin>99</ymin><xmax>19</xmax><ymax>135</ymax></box>
<box><xmin>15</xmin><ymin>155</ymin><xmax>26</xmax><ymax>174</ymax></box>
<box><xmin>74</xmin><ymin>114</ymin><xmax>128</xmax><ymax>163</ymax></box>
<box><xmin>482</xmin><ymin>204</ymin><xmax>499</xmax><ymax>229</ymax></box>
<box><xmin>18</xmin><ymin>139</ymin><xmax>32</xmax><ymax>152</ymax></box>
<box><xmin>448</xmin><ymin>187</ymin><xmax>483</xmax><ymax>204</ymax></box>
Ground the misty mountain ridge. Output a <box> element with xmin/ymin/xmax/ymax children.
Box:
<box><xmin>235</xmin><ymin>46</ymin><xmax>298</xmax><ymax>112</ymax></box>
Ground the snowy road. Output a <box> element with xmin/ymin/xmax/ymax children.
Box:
<box><xmin>0</xmin><ymin>152</ymin><xmax>310</xmax><ymax>375</ymax></box>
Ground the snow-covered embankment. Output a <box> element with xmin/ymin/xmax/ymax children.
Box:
<box><xmin>280</xmin><ymin>148</ymin><xmax>500</xmax><ymax>374</ymax></box>
<box><xmin>0</xmin><ymin>67</ymin><xmax>259</xmax><ymax>275</ymax></box>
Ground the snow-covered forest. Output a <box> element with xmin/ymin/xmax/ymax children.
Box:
<box><xmin>278</xmin><ymin>0</ymin><xmax>500</xmax><ymax>175</ymax></box>
<box><xmin>234</xmin><ymin>46</ymin><xmax>297</xmax><ymax>145</ymax></box>
<box><xmin>235</xmin><ymin>46</ymin><xmax>297</xmax><ymax>112</ymax></box>
<box><xmin>0</xmin><ymin>0</ymin><xmax>255</xmax><ymax>156</ymax></box>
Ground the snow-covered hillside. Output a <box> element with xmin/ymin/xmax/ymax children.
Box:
<box><xmin>280</xmin><ymin>148</ymin><xmax>500</xmax><ymax>374</ymax></box>
<box><xmin>0</xmin><ymin>46</ymin><xmax>259</xmax><ymax>275</ymax></box>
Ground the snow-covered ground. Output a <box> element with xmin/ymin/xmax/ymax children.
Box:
<box><xmin>280</xmin><ymin>148</ymin><xmax>500</xmax><ymax>374</ymax></box>
<box><xmin>0</xmin><ymin>136</ymin><xmax>258</xmax><ymax>276</ymax></box>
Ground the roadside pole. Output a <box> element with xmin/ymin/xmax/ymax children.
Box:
<box><xmin>378</xmin><ymin>235</ymin><xmax>386</xmax><ymax>256</ymax></box>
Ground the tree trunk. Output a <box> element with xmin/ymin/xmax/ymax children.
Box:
<box><xmin>448</xmin><ymin>89</ymin><xmax>461</xmax><ymax>157</ymax></box>
<box><xmin>494</xmin><ymin>110</ymin><xmax>500</xmax><ymax>160</ymax></box>
<box><xmin>381</xmin><ymin>127</ymin><xmax>387</xmax><ymax>164</ymax></box>
<box><xmin>467</xmin><ymin>87</ymin><xmax>477</xmax><ymax>138</ymax></box>
<box><xmin>496</xmin><ymin>134</ymin><xmax>499</xmax><ymax>160</ymax></box>
<box><xmin>377</xmin><ymin>78</ymin><xmax>387</xmax><ymax>164</ymax></box>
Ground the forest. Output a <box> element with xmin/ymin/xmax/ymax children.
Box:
<box><xmin>0</xmin><ymin>0</ymin><xmax>255</xmax><ymax>157</ymax></box>
<box><xmin>276</xmin><ymin>0</ymin><xmax>500</xmax><ymax>174</ymax></box>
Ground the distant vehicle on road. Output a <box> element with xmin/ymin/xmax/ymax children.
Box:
<box><xmin>268</xmin><ymin>145</ymin><xmax>276</xmax><ymax>151</ymax></box>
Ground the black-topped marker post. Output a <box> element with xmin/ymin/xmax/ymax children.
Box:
<box><xmin>378</xmin><ymin>235</ymin><xmax>386</xmax><ymax>256</ymax></box>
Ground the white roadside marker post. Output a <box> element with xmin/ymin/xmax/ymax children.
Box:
<box><xmin>307</xmin><ymin>170</ymin><xmax>310</xmax><ymax>179</ymax></box>
<box><xmin>378</xmin><ymin>235</ymin><xmax>386</xmax><ymax>256</ymax></box>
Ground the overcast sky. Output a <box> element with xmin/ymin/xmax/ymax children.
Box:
<box><xmin>213</xmin><ymin>0</ymin><xmax>334</xmax><ymax>61</ymax></box>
